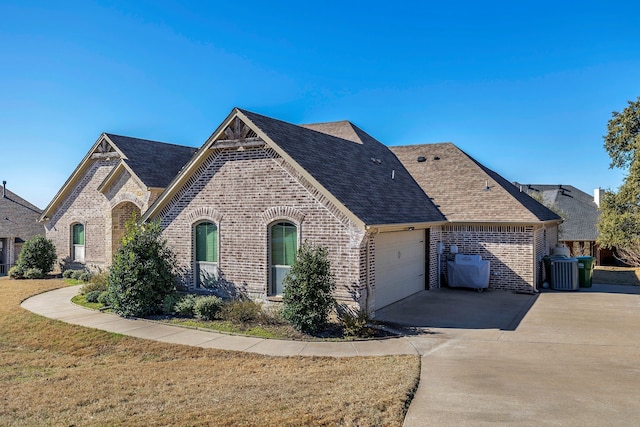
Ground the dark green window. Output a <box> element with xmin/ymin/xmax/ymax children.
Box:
<box><xmin>72</xmin><ymin>223</ymin><xmax>85</xmax><ymax>245</ymax></box>
<box><xmin>195</xmin><ymin>222</ymin><xmax>218</xmax><ymax>262</ymax></box>
<box><xmin>270</xmin><ymin>221</ymin><xmax>297</xmax><ymax>295</ymax></box>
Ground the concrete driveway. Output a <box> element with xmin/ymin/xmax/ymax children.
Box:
<box><xmin>377</xmin><ymin>285</ymin><xmax>640</xmax><ymax>426</ymax></box>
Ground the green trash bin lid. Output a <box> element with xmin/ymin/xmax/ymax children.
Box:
<box><xmin>576</xmin><ymin>256</ymin><xmax>595</xmax><ymax>269</ymax></box>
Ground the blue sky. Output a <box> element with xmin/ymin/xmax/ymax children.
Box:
<box><xmin>1</xmin><ymin>0</ymin><xmax>639</xmax><ymax>209</ymax></box>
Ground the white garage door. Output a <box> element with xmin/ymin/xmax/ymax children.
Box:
<box><xmin>375</xmin><ymin>230</ymin><xmax>425</xmax><ymax>309</ymax></box>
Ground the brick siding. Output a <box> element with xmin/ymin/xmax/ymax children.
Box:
<box><xmin>440</xmin><ymin>224</ymin><xmax>556</xmax><ymax>293</ymax></box>
<box><xmin>45</xmin><ymin>159</ymin><xmax>152</xmax><ymax>270</ymax></box>
<box><xmin>158</xmin><ymin>146</ymin><xmax>367</xmax><ymax>305</ymax></box>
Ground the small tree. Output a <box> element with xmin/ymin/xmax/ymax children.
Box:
<box><xmin>107</xmin><ymin>218</ymin><xmax>177</xmax><ymax>317</ymax></box>
<box><xmin>10</xmin><ymin>235</ymin><xmax>57</xmax><ymax>279</ymax></box>
<box><xmin>282</xmin><ymin>242</ymin><xmax>336</xmax><ymax>334</ymax></box>
<box><xmin>597</xmin><ymin>96</ymin><xmax>640</xmax><ymax>265</ymax></box>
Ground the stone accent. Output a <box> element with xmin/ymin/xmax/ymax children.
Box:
<box><xmin>158</xmin><ymin>146</ymin><xmax>366</xmax><ymax>305</ymax></box>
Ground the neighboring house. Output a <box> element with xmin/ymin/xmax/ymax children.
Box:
<box><xmin>515</xmin><ymin>184</ymin><xmax>610</xmax><ymax>264</ymax></box>
<box><xmin>0</xmin><ymin>181</ymin><xmax>44</xmax><ymax>275</ymax></box>
<box><xmin>39</xmin><ymin>134</ymin><xmax>197</xmax><ymax>270</ymax></box>
<box><xmin>391</xmin><ymin>144</ymin><xmax>562</xmax><ymax>293</ymax></box>
<box><xmin>41</xmin><ymin>109</ymin><xmax>562</xmax><ymax>313</ymax></box>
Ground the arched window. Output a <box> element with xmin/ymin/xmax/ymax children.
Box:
<box><xmin>72</xmin><ymin>223</ymin><xmax>85</xmax><ymax>262</ymax></box>
<box><xmin>269</xmin><ymin>221</ymin><xmax>297</xmax><ymax>295</ymax></box>
<box><xmin>194</xmin><ymin>222</ymin><xmax>218</xmax><ymax>288</ymax></box>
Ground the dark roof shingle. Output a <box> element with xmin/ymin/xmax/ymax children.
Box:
<box><xmin>239</xmin><ymin>109</ymin><xmax>445</xmax><ymax>226</ymax></box>
<box><xmin>516</xmin><ymin>184</ymin><xmax>599</xmax><ymax>241</ymax></box>
<box><xmin>106</xmin><ymin>134</ymin><xmax>198</xmax><ymax>189</ymax></box>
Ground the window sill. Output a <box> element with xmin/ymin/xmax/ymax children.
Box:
<box><xmin>266</xmin><ymin>295</ymin><xmax>283</xmax><ymax>303</ymax></box>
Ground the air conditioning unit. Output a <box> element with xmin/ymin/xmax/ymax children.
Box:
<box><xmin>550</xmin><ymin>258</ymin><xmax>578</xmax><ymax>290</ymax></box>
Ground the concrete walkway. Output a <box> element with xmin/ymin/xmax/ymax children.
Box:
<box><xmin>20</xmin><ymin>285</ymin><xmax>420</xmax><ymax>357</ymax></box>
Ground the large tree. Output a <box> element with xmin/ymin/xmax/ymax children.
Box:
<box><xmin>597</xmin><ymin>96</ymin><xmax>640</xmax><ymax>265</ymax></box>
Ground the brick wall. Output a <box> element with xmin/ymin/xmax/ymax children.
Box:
<box><xmin>158</xmin><ymin>146</ymin><xmax>367</xmax><ymax>305</ymax></box>
<box><xmin>45</xmin><ymin>158</ymin><xmax>150</xmax><ymax>270</ymax></box>
<box><xmin>440</xmin><ymin>224</ymin><xmax>539</xmax><ymax>292</ymax></box>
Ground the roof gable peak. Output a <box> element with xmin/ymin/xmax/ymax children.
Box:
<box><xmin>91</xmin><ymin>135</ymin><xmax>121</xmax><ymax>160</ymax></box>
<box><xmin>300</xmin><ymin>120</ymin><xmax>363</xmax><ymax>144</ymax></box>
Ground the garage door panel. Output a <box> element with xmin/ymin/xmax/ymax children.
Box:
<box><xmin>375</xmin><ymin>230</ymin><xmax>425</xmax><ymax>309</ymax></box>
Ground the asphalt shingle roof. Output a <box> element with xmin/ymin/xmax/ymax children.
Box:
<box><xmin>391</xmin><ymin>143</ymin><xmax>561</xmax><ymax>223</ymax></box>
<box><xmin>516</xmin><ymin>184</ymin><xmax>599</xmax><ymax>241</ymax></box>
<box><xmin>0</xmin><ymin>187</ymin><xmax>44</xmax><ymax>241</ymax></box>
<box><xmin>106</xmin><ymin>134</ymin><xmax>198</xmax><ymax>189</ymax></box>
<box><xmin>238</xmin><ymin>109</ymin><xmax>446</xmax><ymax>226</ymax></box>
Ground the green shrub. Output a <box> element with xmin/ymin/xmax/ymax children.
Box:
<box><xmin>97</xmin><ymin>291</ymin><xmax>111</xmax><ymax>306</ymax></box>
<box><xmin>107</xmin><ymin>219</ymin><xmax>176</xmax><ymax>317</ymax></box>
<box><xmin>194</xmin><ymin>295</ymin><xmax>223</xmax><ymax>321</ymax></box>
<box><xmin>90</xmin><ymin>271</ymin><xmax>108</xmax><ymax>287</ymax></box>
<box><xmin>174</xmin><ymin>294</ymin><xmax>197</xmax><ymax>317</ymax></box>
<box><xmin>62</xmin><ymin>269</ymin><xmax>75</xmax><ymax>279</ymax></box>
<box><xmin>8</xmin><ymin>265</ymin><xmax>24</xmax><ymax>279</ymax></box>
<box><xmin>80</xmin><ymin>279</ymin><xmax>107</xmax><ymax>295</ymax></box>
<box><xmin>336</xmin><ymin>305</ymin><xmax>372</xmax><ymax>338</ymax></box>
<box><xmin>15</xmin><ymin>235</ymin><xmax>57</xmax><ymax>275</ymax></box>
<box><xmin>162</xmin><ymin>293</ymin><xmax>181</xmax><ymax>314</ymax></box>
<box><xmin>85</xmin><ymin>290</ymin><xmax>102</xmax><ymax>303</ymax></box>
<box><xmin>71</xmin><ymin>270</ymin><xmax>85</xmax><ymax>281</ymax></box>
<box><xmin>282</xmin><ymin>242</ymin><xmax>336</xmax><ymax>334</ymax></box>
<box><xmin>23</xmin><ymin>268</ymin><xmax>45</xmax><ymax>279</ymax></box>
<box><xmin>79</xmin><ymin>271</ymin><xmax>93</xmax><ymax>282</ymax></box>
<box><xmin>222</xmin><ymin>299</ymin><xmax>263</xmax><ymax>324</ymax></box>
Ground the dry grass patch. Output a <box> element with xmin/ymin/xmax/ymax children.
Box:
<box><xmin>0</xmin><ymin>277</ymin><xmax>419</xmax><ymax>426</ymax></box>
<box><xmin>593</xmin><ymin>266</ymin><xmax>640</xmax><ymax>286</ymax></box>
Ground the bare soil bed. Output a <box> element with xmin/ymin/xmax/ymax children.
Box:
<box><xmin>0</xmin><ymin>277</ymin><xmax>420</xmax><ymax>426</ymax></box>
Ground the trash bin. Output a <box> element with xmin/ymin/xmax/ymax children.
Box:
<box><xmin>576</xmin><ymin>256</ymin><xmax>595</xmax><ymax>288</ymax></box>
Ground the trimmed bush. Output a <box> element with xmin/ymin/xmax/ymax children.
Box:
<box><xmin>162</xmin><ymin>293</ymin><xmax>181</xmax><ymax>315</ymax></box>
<box><xmin>336</xmin><ymin>305</ymin><xmax>372</xmax><ymax>338</ymax></box>
<box><xmin>97</xmin><ymin>291</ymin><xmax>111</xmax><ymax>306</ymax></box>
<box><xmin>85</xmin><ymin>290</ymin><xmax>102</xmax><ymax>303</ymax></box>
<box><xmin>8</xmin><ymin>266</ymin><xmax>24</xmax><ymax>279</ymax></box>
<box><xmin>23</xmin><ymin>268</ymin><xmax>45</xmax><ymax>279</ymax></box>
<box><xmin>80</xmin><ymin>279</ymin><xmax>107</xmax><ymax>295</ymax></box>
<box><xmin>174</xmin><ymin>294</ymin><xmax>197</xmax><ymax>317</ymax></box>
<box><xmin>194</xmin><ymin>295</ymin><xmax>223</xmax><ymax>321</ymax></box>
<box><xmin>107</xmin><ymin>219</ymin><xmax>176</xmax><ymax>317</ymax></box>
<box><xmin>15</xmin><ymin>235</ymin><xmax>57</xmax><ymax>275</ymax></box>
<box><xmin>222</xmin><ymin>299</ymin><xmax>263</xmax><ymax>324</ymax></box>
<box><xmin>62</xmin><ymin>269</ymin><xmax>75</xmax><ymax>279</ymax></box>
<box><xmin>79</xmin><ymin>271</ymin><xmax>93</xmax><ymax>282</ymax></box>
<box><xmin>71</xmin><ymin>270</ymin><xmax>85</xmax><ymax>281</ymax></box>
<box><xmin>282</xmin><ymin>242</ymin><xmax>336</xmax><ymax>334</ymax></box>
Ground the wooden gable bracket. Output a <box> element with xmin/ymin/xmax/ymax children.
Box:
<box><xmin>212</xmin><ymin>117</ymin><xmax>264</xmax><ymax>150</ymax></box>
<box><xmin>90</xmin><ymin>138</ymin><xmax>120</xmax><ymax>160</ymax></box>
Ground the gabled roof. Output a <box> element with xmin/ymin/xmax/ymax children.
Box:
<box><xmin>144</xmin><ymin>108</ymin><xmax>445</xmax><ymax>228</ymax></box>
<box><xmin>0</xmin><ymin>187</ymin><xmax>44</xmax><ymax>240</ymax></box>
<box><xmin>391</xmin><ymin>143</ymin><xmax>562</xmax><ymax>224</ymax></box>
<box><xmin>516</xmin><ymin>184</ymin><xmax>599</xmax><ymax>241</ymax></box>
<box><xmin>40</xmin><ymin>133</ymin><xmax>197</xmax><ymax>221</ymax></box>
<box><xmin>105</xmin><ymin>134</ymin><xmax>198</xmax><ymax>189</ymax></box>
